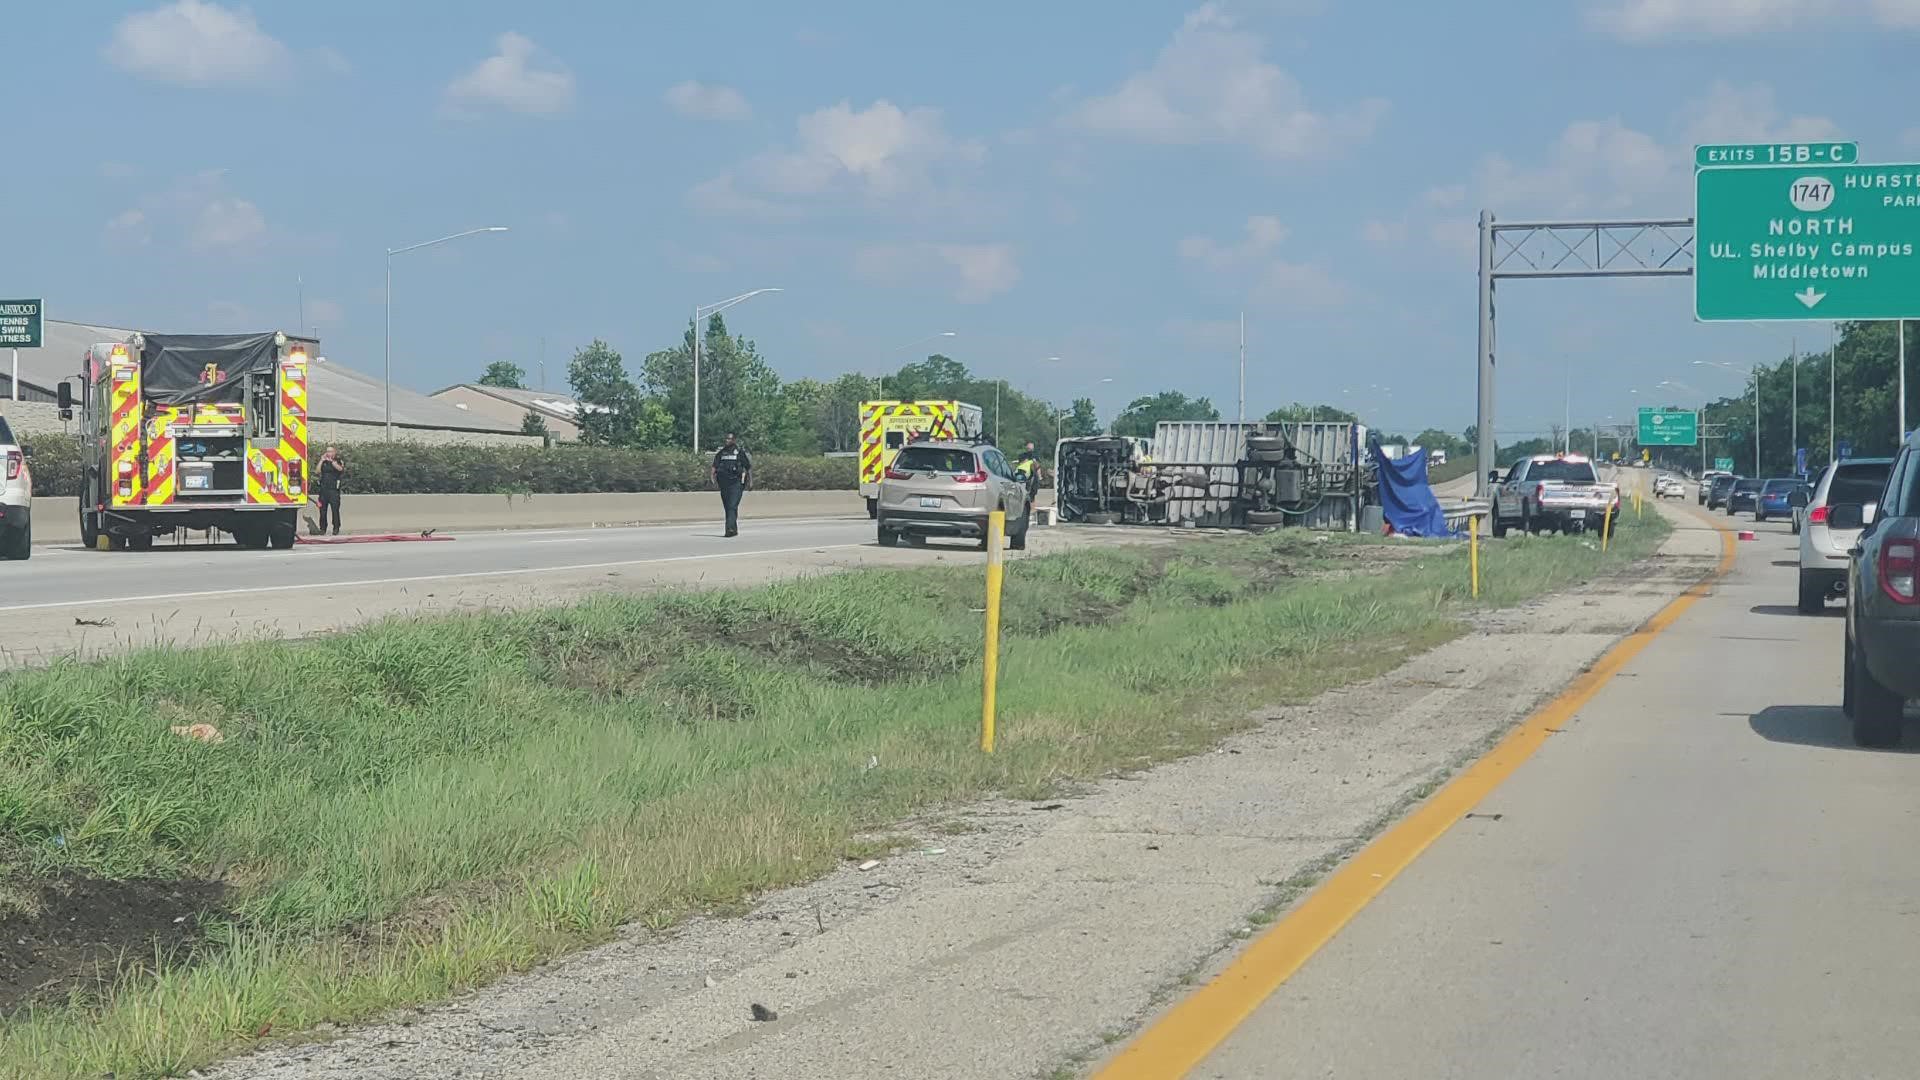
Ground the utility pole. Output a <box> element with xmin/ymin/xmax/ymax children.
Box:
<box><xmin>1902</xmin><ymin>320</ymin><xmax>1909</xmax><ymax>449</ymax></box>
<box><xmin>298</xmin><ymin>275</ymin><xmax>305</xmax><ymax>336</ymax></box>
<box><xmin>1563</xmin><ymin>359</ymin><xmax>1571</xmax><ymax>454</ymax></box>
<box><xmin>1237</xmin><ymin>311</ymin><xmax>1246</xmax><ymax>426</ymax></box>
<box><xmin>1829</xmin><ymin>321</ymin><xmax>1837</xmax><ymax>462</ymax></box>
<box><xmin>539</xmin><ymin>336</ymin><xmax>546</xmax><ymax>391</ymax></box>
<box><xmin>1791</xmin><ymin>336</ymin><xmax>1798</xmax><ymax>473</ymax></box>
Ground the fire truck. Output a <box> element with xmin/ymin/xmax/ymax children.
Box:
<box><xmin>60</xmin><ymin>331</ymin><xmax>312</xmax><ymax>550</ymax></box>
<box><xmin>857</xmin><ymin>399</ymin><xmax>984</xmax><ymax>518</ymax></box>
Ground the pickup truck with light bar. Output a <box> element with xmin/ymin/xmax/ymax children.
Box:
<box><xmin>60</xmin><ymin>331</ymin><xmax>313</xmax><ymax>551</ymax></box>
<box><xmin>1487</xmin><ymin>453</ymin><xmax>1619</xmax><ymax>537</ymax></box>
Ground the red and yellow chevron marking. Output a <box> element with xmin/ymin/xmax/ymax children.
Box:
<box><xmin>245</xmin><ymin>447</ymin><xmax>299</xmax><ymax>505</ymax></box>
<box><xmin>109</xmin><ymin>364</ymin><xmax>142</xmax><ymax>507</ymax></box>
<box><xmin>279</xmin><ymin>358</ymin><xmax>309</xmax><ymax>501</ymax></box>
<box><xmin>859</xmin><ymin>401</ymin><xmax>960</xmax><ymax>483</ymax></box>
<box><xmin>142</xmin><ymin>409</ymin><xmax>179</xmax><ymax>505</ymax></box>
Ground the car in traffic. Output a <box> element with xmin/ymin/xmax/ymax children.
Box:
<box><xmin>1706</xmin><ymin>473</ymin><xmax>1737</xmax><ymax>509</ymax></box>
<box><xmin>1697</xmin><ymin>470</ymin><xmax>1728</xmax><ymax>505</ymax></box>
<box><xmin>1799</xmin><ymin>457</ymin><xmax>1894</xmax><ymax>614</ymax></box>
<box><xmin>1836</xmin><ymin>439</ymin><xmax>1920</xmax><ymax>745</ymax></box>
<box><xmin>1755</xmin><ymin>478</ymin><xmax>1798</xmax><ymax>522</ymax></box>
<box><xmin>1654</xmin><ymin>475</ymin><xmax>1683</xmax><ymax>499</ymax></box>
<box><xmin>0</xmin><ymin>413</ymin><xmax>30</xmax><ymax>560</ymax></box>
<box><xmin>875</xmin><ymin>439</ymin><xmax>1032</xmax><ymax>551</ymax></box>
<box><xmin>1788</xmin><ymin>480</ymin><xmax>1813</xmax><ymax>534</ymax></box>
<box><xmin>1725</xmin><ymin>477</ymin><xmax>1763</xmax><ymax>516</ymax></box>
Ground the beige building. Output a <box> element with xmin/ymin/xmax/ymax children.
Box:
<box><xmin>430</xmin><ymin>383</ymin><xmax>587</xmax><ymax>441</ymax></box>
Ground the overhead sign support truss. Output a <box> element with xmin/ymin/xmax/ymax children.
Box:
<box><xmin>1476</xmin><ymin>214</ymin><xmax>1696</xmax><ymax>497</ymax></box>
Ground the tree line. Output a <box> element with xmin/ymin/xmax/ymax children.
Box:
<box><xmin>473</xmin><ymin>318</ymin><xmax>1367</xmax><ymax>456</ymax></box>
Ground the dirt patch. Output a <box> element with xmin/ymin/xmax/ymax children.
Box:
<box><xmin>0</xmin><ymin>867</ymin><xmax>228</xmax><ymax>1013</ymax></box>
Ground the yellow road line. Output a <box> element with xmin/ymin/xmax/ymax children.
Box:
<box><xmin>1095</xmin><ymin>507</ymin><xmax>1737</xmax><ymax>1079</ymax></box>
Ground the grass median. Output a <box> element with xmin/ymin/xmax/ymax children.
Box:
<box><xmin>0</xmin><ymin>511</ymin><xmax>1672</xmax><ymax>1078</ymax></box>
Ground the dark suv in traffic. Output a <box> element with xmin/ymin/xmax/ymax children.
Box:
<box><xmin>1707</xmin><ymin>473</ymin><xmax>1737</xmax><ymax>510</ymax></box>
<box><xmin>1839</xmin><ymin>440</ymin><xmax>1920</xmax><ymax>746</ymax></box>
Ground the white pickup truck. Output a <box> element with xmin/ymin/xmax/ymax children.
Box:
<box><xmin>1488</xmin><ymin>454</ymin><xmax>1619</xmax><ymax>537</ymax></box>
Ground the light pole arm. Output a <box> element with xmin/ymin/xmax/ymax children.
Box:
<box><xmin>387</xmin><ymin>226</ymin><xmax>509</xmax><ymax>258</ymax></box>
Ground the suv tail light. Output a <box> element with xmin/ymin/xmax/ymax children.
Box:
<box><xmin>3</xmin><ymin>451</ymin><xmax>18</xmax><ymax>481</ymax></box>
<box><xmin>884</xmin><ymin>466</ymin><xmax>915</xmax><ymax>481</ymax></box>
<box><xmin>953</xmin><ymin>469</ymin><xmax>988</xmax><ymax>485</ymax></box>
<box><xmin>1809</xmin><ymin>505</ymin><xmax>1830</xmax><ymax>525</ymax></box>
<box><xmin>1881</xmin><ymin>526</ymin><xmax>1920</xmax><ymax>604</ymax></box>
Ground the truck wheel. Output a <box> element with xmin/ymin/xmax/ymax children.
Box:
<box><xmin>866</xmin><ymin>498</ymin><xmax>878</xmax><ymax>520</ymax></box>
<box><xmin>79</xmin><ymin>512</ymin><xmax>98</xmax><ymax>549</ymax></box>
<box><xmin>1850</xmin><ymin>633</ymin><xmax>1904</xmax><ymax>747</ymax></box>
<box><xmin>1522</xmin><ymin>501</ymin><xmax>1539</xmax><ymax>534</ymax></box>
<box><xmin>1247</xmin><ymin>447</ymin><xmax>1289</xmax><ymax>464</ymax></box>
<box><xmin>1085</xmin><ymin>512</ymin><xmax>1120</xmax><ymax>525</ymax></box>
<box><xmin>129</xmin><ymin>534</ymin><xmax>154</xmax><ymax>552</ymax></box>
<box><xmin>236</xmin><ymin>527</ymin><xmax>269</xmax><ymax>550</ymax></box>
<box><xmin>1797</xmin><ymin>572</ymin><xmax>1825</xmax><ymax>615</ymax></box>
<box><xmin>1490</xmin><ymin>506</ymin><xmax>1507</xmax><ymax>538</ymax></box>
<box><xmin>269</xmin><ymin>517</ymin><xmax>298</xmax><ymax>550</ymax></box>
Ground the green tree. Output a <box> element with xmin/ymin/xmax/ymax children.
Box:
<box><xmin>640</xmin><ymin>313</ymin><xmax>786</xmax><ymax>450</ymax></box>
<box><xmin>479</xmin><ymin>361</ymin><xmax>526</xmax><ymax>389</ymax></box>
<box><xmin>567</xmin><ymin>340</ymin><xmax>644</xmax><ymax>448</ymax></box>
<box><xmin>1062</xmin><ymin>397</ymin><xmax>1101</xmax><ymax>438</ymax></box>
<box><xmin>1111</xmin><ymin>391</ymin><xmax>1218</xmax><ymax>438</ymax></box>
<box><xmin>520</xmin><ymin>410</ymin><xmax>551</xmax><ymax>440</ymax></box>
<box><xmin>1266</xmin><ymin>402</ymin><xmax>1358</xmax><ymax>424</ymax></box>
<box><xmin>817</xmin><ymin>372</ymin><xmax>879</xmax><ymax>453</ymax></box>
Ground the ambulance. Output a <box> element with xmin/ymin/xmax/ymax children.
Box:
<box><xmin>857</xmin><ymin>399</ymin><xmax>984</xmax><ymax>518</ymax></box>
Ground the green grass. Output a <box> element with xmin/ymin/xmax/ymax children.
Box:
<box><xmin>0</xmin><ymin>512</ymin><xmax>1671</xmax><ymax>1078</ymax></box>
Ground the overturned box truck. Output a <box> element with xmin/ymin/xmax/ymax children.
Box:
<box><xmin>1053</xmin><ymin>421</ymin><xmax>1369</xmax><ymax>531</ymax></box>
<box><xmin>61</xmin><ymin>332</ymin><xmax>312</xmax><ymax>550</ymax></box>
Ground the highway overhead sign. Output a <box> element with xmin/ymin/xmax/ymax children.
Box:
<box><xmin>1695</xmin><ymin>142</ymin><xmax>1858</xmax><ymax>169</ymax></box>
<box><xmin>1638</xmin><ymin>407</ymin><xmax>1699</xmax><ymax>446</ymax></box>
<box><xmin>0</xmin><ymin>299</ymin><xmax>40</xmax><ymax>348</ymax></box>
<box><xmin>1696</xmin><ymin>163</ymin><xmax>1920</xmax><ymax>321</ymax></box>
<box><xmin>1715</xmin><ymin>456</ymin><xmax>1735</xmax><ymax>471</ymax></box>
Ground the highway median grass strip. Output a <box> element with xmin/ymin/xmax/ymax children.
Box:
<box><xmin>0</xmin><ymin>516</ymin><xmax>1670</xmax><ymax>1078</ymax></box>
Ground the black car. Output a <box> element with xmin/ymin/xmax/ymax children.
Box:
<box><xmin>1839</xmin><ymin>434</ymin><xmax>1920</xmax><ymax>745</ymax></box>
<box><xmin>1726</xmin><ymin>476</ymin><xmax>1763</xmax><ymax>516</ymax></box>
<box><xmin>1707</xmin><ymin>473</ymin><xmax>1738</xmax><ymax>510</ymax></box>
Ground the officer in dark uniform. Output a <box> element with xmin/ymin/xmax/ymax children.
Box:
<box><xmin>712</xmin><ymin>433</ymin><xmax>752</xmax><ymax>537</ymax></box>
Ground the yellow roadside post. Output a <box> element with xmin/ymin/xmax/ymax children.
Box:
<box><xmin>1602</xmin><ymin>497</ymin><xmax>1613</xmax><ymax>553</ymax></box>
<box><xmin>1469</xmin><ymin>511</ymin><xmax>1480</xmax><ymax>599</ymax></box>
<box><xmin>981</xmin><ymin>509</ymin><xmax>1006</xmax><ymax>754</ymax></box>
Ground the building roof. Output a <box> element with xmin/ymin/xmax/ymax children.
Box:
<box><xmin>432</xmin><ymin>382</ymin><xmax>593</xmax><ymax>421</ymax></box>
<box><xmin>14</xmin><ymin>320</ymin><xmax>520</xmax><ymax>434</ymax></box>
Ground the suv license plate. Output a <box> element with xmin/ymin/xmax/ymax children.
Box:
<box><xmin>919</xmin><ymin>496</ymin><xmax>941</xmax><ymax>508</ymax></box>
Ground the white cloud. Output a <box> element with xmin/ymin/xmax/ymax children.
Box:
<box><xmin>1067</xmin><ymin>4</ymin><xmax>1387</xmax><ymax>160</ymax></box>
<box><xmin>105</xmin><ymin>209</ymin><xmax>151</xmax><ymax>246</ymax></box>
<box><xmin>1589</xmin><ymin>0</ymin><xmax>1920</xmax><ymax>38</ymax></box>
<box><xmin>1679</xmin><ymin>81</ymin><xmax>1843</xmax><ymax>145</ymax></box>
<box><xmin>190</xmin><ymin>197</ymin><xmax>268</xmax><ymax>255</ymax></box>
<box><xmin>1256</xmin><ymin>261</ymin><xmax>1349</xmax><ymax>307</ymax></box>
<box><xmin>1361</xmin><ymin>219</ymin><xmax>1407</xmax><ymax>248</ymax></box>
<box><xmin>694</xmin><ymin>99</ymin><xmax>985</xmax><ymax>216</ymax></box>
<box><xmin>1473</xmin><ymin>118</ymin><xmax>1675</xmax><ymax>217</ymax></box>
<box><xmin>106</xmin><ymin>0</ymin><xmax>289</xmax><ymax>87</ymax></box>
<box><xmin>853</xmin><ymin>242</ymin><xmax>1020</xmax><ymax>303</ymax></box>
<box><xmin>445</xmin><ymin>32</ymin><xmax>575</xmax><ymax>115</ymax></box>
<box><xmin>1177</xmin><ymin>215</ymin><xmax>1288</xmax><ymax>271</ymax></box>
<box><xmin>665</xmin><ymin>80</ymin><xmax>750</xmax><ymax>121</ymax></box>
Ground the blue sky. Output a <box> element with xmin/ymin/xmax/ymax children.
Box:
<box><xmin>3</xmin><ymin>0</ymin><xmax>1913</xmax><ymax>437</ymax></box>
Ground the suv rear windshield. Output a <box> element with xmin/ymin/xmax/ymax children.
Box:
<box><xmin>1524</xmin><ymin>461</ymin><xmax>1596</xmax><ymax>482</ymax></box>
<box><xmin>1733</xmin><ymin>478</ymin><xmax>1763</xmax><ymax>492</ymax></box>
<box><xmin>0</xmin><ymin>417</ymin><xmax>13</xmax><ymax>446</ymax></box>
<box><xmin>1711</xmin><ymin>475</ymin><xmax>1736</xmax><ymax>492</ymax></box>
<box><xmin>1829</xmin><ymin>461</ymin><xmax>1893</xmax><ymax>506</ymax></box>
<box><xmin>893</xmin><ymin>446</ymin><xmax>979</xmax><ymax>474</ymax></box>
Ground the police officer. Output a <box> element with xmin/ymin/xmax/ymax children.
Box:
<box><xmin>1014</xmin><ymin>441</ymin><xmax>1041</xmax><ymax>497</ymax></box>
<box><xmin>712</xmin><ymin>432</ymin><xmax>752</xmax><ymax>538</ymax></box>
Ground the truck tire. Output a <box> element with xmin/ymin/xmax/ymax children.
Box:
<box><xmin>129</xmin><ymin>533</ymin><xmax>154</xmax><ymax>552</ymax></box>
<box><xmin>79</xmin><ymin>511</ymin><xmax>98</xmax><ymax>550</ymax></box>
<box><xmin>1247</xmin><ymin>447</ymin><xmax>1290</xmax><ymax>464</ymax></box>
<box><xmin>1522</xmin><ymin>501</ymin><xmax>1539</xmax><ymax>535</ymax></box>
<box><xmin>1490</xmin><ymin>504</ymin><xmax>1508</xmax><ymax>538</ymax></box>
<box><xmin>1797</xmin><ymin>572</ymin><xmax>1825</xmax><ymax>615</ymax></box>
<box><xmin>866</xmin><ymin>498</ymin><xmax>878</xmax><ymax>520</ymax></box>
<box><xmin>236</xmin><ymin>526</ymin><xmax>269</xmax><ymax>550</ymax></box>
<box><xmin>1246</xmin><ymin>509</ymin><xmax>1287</xmax><ymax>526</ymax></box>
<box><xmin>1849</xmin><ymin>633</ymin><xmax>1904</xmax><ymax>747</ymax></box>
<box><xmin>1085</xmin><ymin>511</ymin><xmax>1120</xmax><ymax>525</ymax></box>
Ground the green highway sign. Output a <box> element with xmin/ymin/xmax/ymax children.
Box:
<box><xmin>1715</xmin><ymin>456</ymin><xmax>1735</xmax><ymax>471</ymax></box>
<box><xmin>0</xmin><ymin>299</ymin><xmax>40</xmax><ymax>349</ymax></box>
<box><xmin>1695</xmin><ymin>142</ymin><xmax>1857</xmax><ymax>168</ymax></box>
<box><xmin>1696</xmin><ymin>163</ymin><xmax>1920</xmax><ymax>321</ymax></box>
<box><xmin>1638</xmin><ymin>407</ymin><xmax>1699</xmax><ymax>446</ymax></box>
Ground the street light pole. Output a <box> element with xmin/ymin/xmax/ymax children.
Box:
<box><xmin>385</xmin><ymin>225</ymin><xmax>509</xmax><ymax>440</ymax></box>
<box><xmin>691</xmin><ymin>288</ymin><xmax>783</xmax><ymax>453</ymax></box>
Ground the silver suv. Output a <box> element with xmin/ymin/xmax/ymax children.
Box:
<box><xmin>1798</xmin><ymin>458</ymin><xmax>1893</xmax><ymax>613</ymax></box>
<box><xmin>0</xmin><ymin>414</ymin><xmax>31</xmax><ymax>560</ymax></box>
<box><xmin>876</xmin><ymin>441</ymin><xmax>1031</xmax><ymax>551</ymax></box>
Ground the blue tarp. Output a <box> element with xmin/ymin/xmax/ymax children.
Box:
<box><xmin>1369</xmin><ymin>440</ymin><xmax>1458</xmax><ymax>538</ymax></box>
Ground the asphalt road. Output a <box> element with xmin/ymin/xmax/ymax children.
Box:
<box><xmin>0</xmin><ymin>516</ymin><xmax>874</xmax><ymax>612</ymax></box>
<box><xmin>1192</xmin><ymin>508</ymin><xmax>1920</xmax><ymax>1079</ymax></box>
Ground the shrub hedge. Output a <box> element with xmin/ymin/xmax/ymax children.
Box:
<box><xmin>20</xmin><ymin>438</ymin><xmax>858</xmax><ymax>498</ymax></box>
